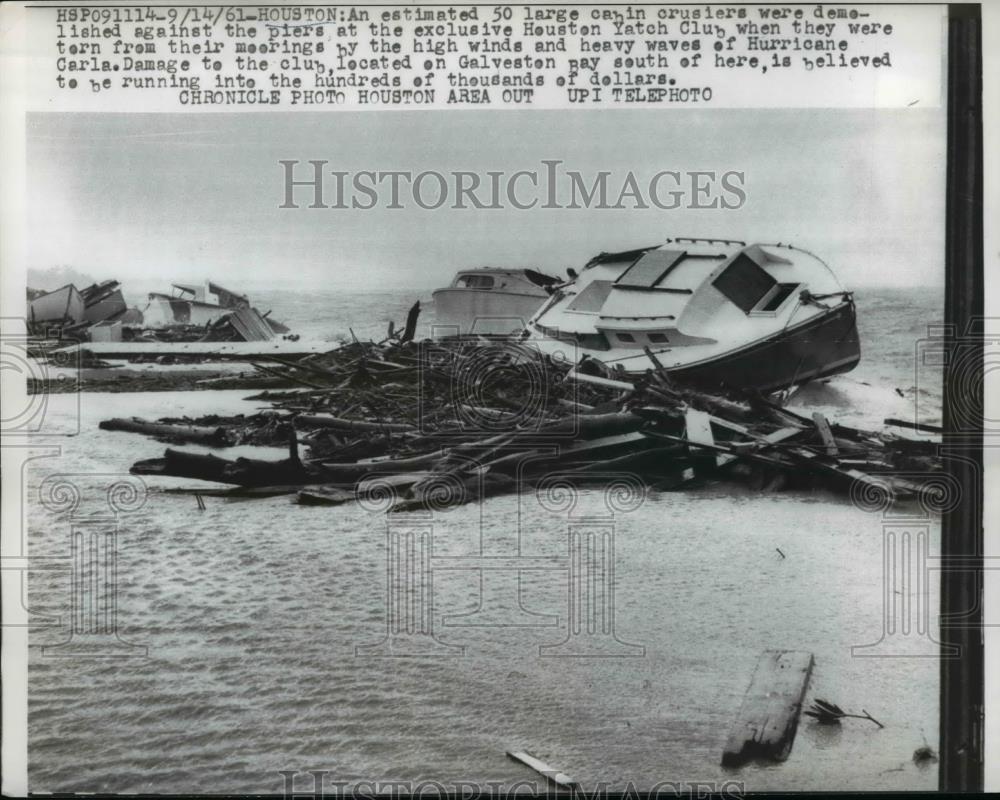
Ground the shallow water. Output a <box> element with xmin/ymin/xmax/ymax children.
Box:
<box><xmin>25</xmin><ymin>287</ymin><xmax>944</xmax><ymax>793</ymax></box>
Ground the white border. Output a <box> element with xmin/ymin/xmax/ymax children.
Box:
<box><xmin>1</xmin><ymin>1</ymin><xmax>31</xmax><ymax>796</ymax></box>
<box><xmin>0</xmin><ymin>0</ymin><xmax>994</xmax><ymax>794</ymax></box>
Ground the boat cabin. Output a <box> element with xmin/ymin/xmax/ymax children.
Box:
<box><xmin>528</xmin><ymin>238</ymin><xmax>855</xmax><ymax>381</ymax></box>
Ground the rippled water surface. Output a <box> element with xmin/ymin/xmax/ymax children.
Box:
<box><xmin>26</xmin><ymin>288</ymin><xmax>943</xmax><ymax>793</ymax></box>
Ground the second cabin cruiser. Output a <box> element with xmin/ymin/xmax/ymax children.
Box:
<box><xmin>527</xmin><ymin>237</ymin><xmax>860</xmax><ymax>393</ymax></box>
<box><xmin>431</xmin><ymin>268</ymin><xmax>558</xmax><ymax>337</ymax></box>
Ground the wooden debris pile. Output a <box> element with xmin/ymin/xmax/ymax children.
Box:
<box><xmin>103</xmin><ymin>323</ymin><xmax>943</xmax><ymax>512</ymax></box>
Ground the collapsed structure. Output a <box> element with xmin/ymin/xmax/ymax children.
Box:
<box><xmin>26</xmin><ymin>279</ymin><xmax>292</xmax><ymax>343</ymax></box>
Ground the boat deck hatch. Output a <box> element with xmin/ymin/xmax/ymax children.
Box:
<box><xmin>615</xmin><ymin>249</ymin><xmax>688</xmax><ymax>289</ymax></box>
<box><xmin>567</xmin><ymin>280</ymin><xmax>614</xmax><ymax>312</ymax></box>
<box><xmin>757</xmin><ymin>282</ymin><xmax>800</xmax><ymax>312</ymax></box>
<box><xmin>712</xmin><ymin>252</ymin><xmax>778</xmax><ymax>313</ymax></box>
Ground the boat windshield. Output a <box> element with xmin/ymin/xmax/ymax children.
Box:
<box><xmin>456</xmin><ymin>274</ymin><xmax>495</xmax><ymax>289</ymax></box>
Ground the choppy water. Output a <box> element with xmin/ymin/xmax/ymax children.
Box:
<box><xmin>25</xmin><ymin>287</ymin><xmax>943</xmax><ymax>793</ymax></box>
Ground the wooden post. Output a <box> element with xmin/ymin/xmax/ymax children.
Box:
<box><xmin>721</xmin><ymin>650</ymin><xmax>814</xmax><ymax>767</ymax></box>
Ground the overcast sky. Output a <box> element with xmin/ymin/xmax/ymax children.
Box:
<box><xmin>27</xmin><ymin>108</ymin><xmax>945</xmax><ymax>291</ymax></box>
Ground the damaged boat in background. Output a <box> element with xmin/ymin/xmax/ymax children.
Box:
<box><xmin>27</xmin><ymin>280</ymin><xmax>136</xmax><ymax>338</ymax></box>
<box><xmin>144</xmin><ymin>281</ymin><xmax>290</xmax><ymax>335</ymax></box>
<box><xmin>431</xmin><ymin>267</ymin><xmax>559</xmax><ymax>337</ymax></box>
<box><xmin>527</xmin><ymin>237</ymin><xmax>860</xmax><ymax>393</ymax></box>
<box><xmin>26</xmin><ymin>278</ymin><xmax>293</xmax><ymax>344</ymax></box>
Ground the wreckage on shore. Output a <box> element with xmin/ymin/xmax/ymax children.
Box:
<box><xmin>97</xmin><ymin>323</ymin><xmax>942</xmax><ymax>513</ymax></box>
<box><xmin>27</xmin><ymin>280</ymin><xmax>138</xmax><ymax>339</ymax></box>
<box><xmin>27</xmin><ymin>278</ymin><xmax>293</xmax><ymax>344</ymax></box>
<box><xmin>143</xmin><ymin>282</ymin><xmax>290</xmax><ymax>338</ymax></box>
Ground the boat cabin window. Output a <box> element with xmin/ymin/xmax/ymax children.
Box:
<box><xmin>712</xmin><ymin>253</ymin><xmax>777</xmax><ymax>314</ymax></box>
<box><xmin>616</xmin><ymin>332</ymin><xmax>636</xmax><ymax>343</ymax></box>
<box><xmin>648</xmin><ymin>332</ymin><xmax>669</xmax><ymax>343</ymax></box>
<box><xmin>456</xmin><ymin>274</ymin><xmax>495</xmax><ymax>289</ymax></box>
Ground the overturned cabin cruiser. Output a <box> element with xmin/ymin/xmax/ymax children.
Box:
<box><xmin>527</xmin><ymin>238</ymin><xmax>860</xmax><ymax>392</ymax></box>
<box><xmin>431</xmin><ymin>268</ymin><xmax>558</xmax><ymax>337</ymax></box>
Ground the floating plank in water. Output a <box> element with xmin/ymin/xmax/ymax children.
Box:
<box><xmin>884</xmin><ymin>417</ymin><xmax>944</xmax><ymax>435</ymax></box>
<box><xmin>721</xmin><ymin>650</ymin><xmax>814</xmax><ymax>768</ymax></box>
<box><xmin>295</xmin><ymin>486</ymin><xmax>356</xmax><ymax>506</ymax></box>
<box><xmin>506</xmin><ymin>750</ymin><xmax>577</xmax><ymax>789</ymax></box>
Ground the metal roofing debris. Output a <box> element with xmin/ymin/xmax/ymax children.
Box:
<box><xmin>227</xmin><ymin>306</ymin><xmax>276</xmax><ymax>342</ymax></box>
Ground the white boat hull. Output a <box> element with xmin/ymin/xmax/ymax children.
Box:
<box><xmin>431</xmin><ymin>289</ymin><xmax>547</xmax><ymax>337</ymax></box>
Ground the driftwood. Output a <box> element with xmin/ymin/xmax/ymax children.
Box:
<box><xmin>132</xmin><ymin>448</ymin><xmax>234</xmax><ymax>483</ymax></box>
<box><xmin>721</xmin><ymin>650</ymin><xmax>814</xmax><ymax>767</ymax></box>
<box><xmin>100</xmin><ymin>417</ymin><xmax>231</xmax><ymax>446</ymax></box>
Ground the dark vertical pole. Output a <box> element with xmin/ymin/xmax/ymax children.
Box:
<box><xmin>941</xmin><ymin>3</ymin><xmax>983</xmax><ymax>792</ymax></box>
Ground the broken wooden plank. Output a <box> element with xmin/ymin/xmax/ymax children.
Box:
<box><xmin>645</xmin><ymin>431</ymin><xmax>796</xmax><ymax>472</ymax></box>
<box><xmin>52</xmin><ymin>340</ymin><xmax>331</xmax><ymax>359</ymax></box>
<box><xmin>884</xmin><ymin>417</ymin><xmax>943</xmax><ymax>435</ymax></box>
<box><xmin>296</xmin><ymin>486</ymin><xmax>356</xmax><ymax>506</ymax></box>
<box><xmin>642</xmin><ymin>344</ymin><xmax>666</xmax><ymax>370</ymax></box>
<box><xmin>99</xmin><ymin>417</ymin><xmax>231</xmax><ymax>446</ymax></box>
<box><xmin>721</xmin><ymin>650</ymin><xmax>814</xmax><ymax>767</ymax></box>
<box><xmin>556</xmin><ymin>397</ymin><xmax>595</xmax><ymax>413</ymax></box>
<box><xmin>131</xmin><ymin>448</ymin><xmax>235</xmax><ymax>483</ymax></box>
<box><xmin>249</xmin><ymin>361</ymin><xmax>326</xmax><ymax>390</ymax></box>
<box><xmin>505</xmin><ymin>751</ymin><xmax>576</xmax><ymax>789</ymax></box>
<box><xmin>785</xmin><ymin>446</ymin><xmax>924</xmax><ymax>498</ymax></box>
<box><xmin>728</xmin><ymin>426</ymin><xmax>804</xmax><ymax>451</ymax></box>
<box><xmin>564</xmin><ymin>370</ymin><xmax>635</xmax><ymax>392</ymax></box>
<box><xmin>812</xmin><ymin>412</ymin><xmax>839</xmax><ymax>457</ymax></box>
<box><xmin>685</xmin><ymin>407</ymin><xmax>725</xmax><ymax>467</ymax></box>
<box><xmin>295</xmin><ymin>414</ymin><xmax>416</xmax><ymax>434</ymax></box>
